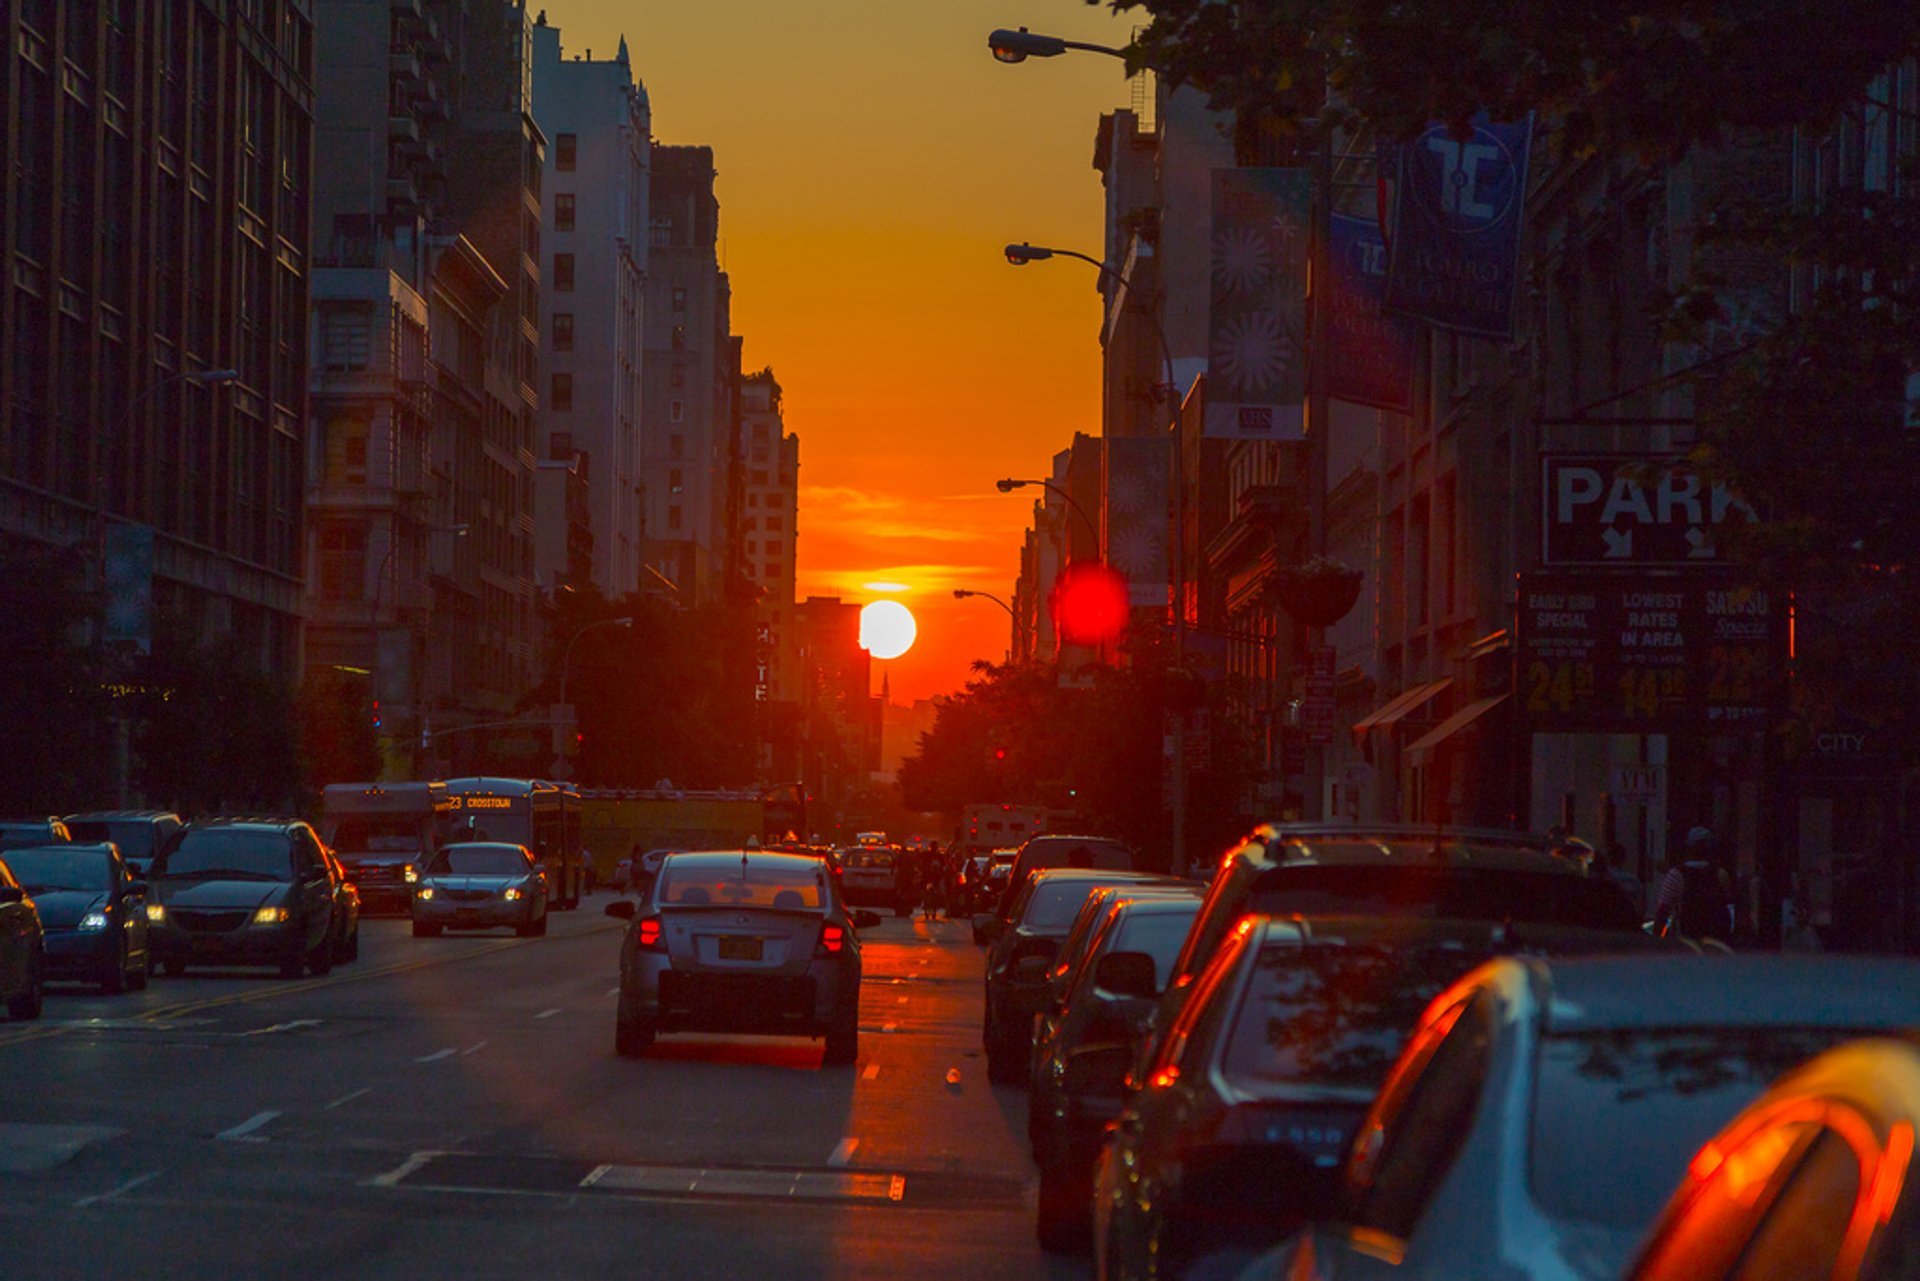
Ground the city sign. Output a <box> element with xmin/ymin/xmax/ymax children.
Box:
<box><xmin>1302</xmin><ymin>645</ymin><xmax>1337</xmax><ymax>746</ymax></box>
<box><xmin>1517</xmin><ymin>574</ymin><xmax>1779</xmax><ymax>732</ymax></box>
<box><xmin>1608</xmin><ymin>762</ymin><xmax>1665</xmax><ymax>805</ymax></box>
<box><xmin>1543</xmin><ymin>454</ymin><xmax>1759</xmax><ymax>567</ymax></box>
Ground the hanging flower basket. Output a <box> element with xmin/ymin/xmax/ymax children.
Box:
<box><xmin>1268</xmin><ymin>556</ymin><xmax>1363</xmax><ymax>628</ymax></box>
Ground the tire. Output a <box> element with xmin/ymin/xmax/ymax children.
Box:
<box><xmin>101</xmin><ymin>938</ymin><xmax>129</xmax><ymax>995</ymax></box>
<box><xmin>279</xmin><ymin>955</ymin><xmax>304</xmax><ymax>979</ymax></box>
<box><xmin>413</xmin><ymin>920</ymin><xmax>441</xmax><ymax>938</ymax></box>
<box><xmin>822</xmin><ymin>1003</ymin><xmax>859</xmax><ymax>1066</ymax></box>
<box><xmin>161</xmin><ymin>958</ymin><xmax>186</xmax><ymax>977</ymax></box>
<box><xmin>615</xmin><ymin>1016</ymin><xmax>655</xmax><ymax>1058</ymax></box>
<box><xmin>306</xmin><ymin>936</ymin><xmax>334</xmax><ymax>977</ymax></box>
<box><xmin>535</xmin><ymin>905</ymin><xmax>549</xmax><ymax>936</ymax></box>
<box><xmin>1036</xmin><ymin>1158</ymin><xmax>1091</xmax><ymax>1254</ymax></box>
<box><xmin>6</xmin><ymin>954</ymin><xmax>43</xmax><ymax>1020</ymax></box>
<box><xmin>986</xmin><ymin>1014</ymin><xmax>1024</xmax><ymax>1085</ymax></box>
<box><xmin>342</xmin><ymin>924</ymin><xmax>360</xmax><ymax>962</ymax></box>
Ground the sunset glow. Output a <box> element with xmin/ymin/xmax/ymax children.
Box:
<box><xmin>859</xmin><ymin>600</ymin><xmax>919</xmax><ymax>661</ymax></box>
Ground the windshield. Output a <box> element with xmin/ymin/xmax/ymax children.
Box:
<box><xmin>0</xmin><ymin>824</ymin><xmax>61</xmax><ymax>851</ymax></box>
<box><xmin>330</xmin><ymin>816</ymin><xmax>430</xmax><ymax>853</ymax></box>
<box><xmin>1</xmin><ymin>847</ymin><xmax>112</xmax><ymax>893</ymax></box>
<box><xmin>1021</xmin><ymin>838</ymin><xmax>1131</xmax><ymax>871</ymax></box>
<box><xmin>428</xmin><ymin>846</ymin><xmax>530</xmax><ymax>877</ymax></box>
<box><xmin>1248</xmin><ymin>865</ymin><xmax>1640</xmax><ymax>932</ymax></box>
<box><xmin>65</xmin><ymin>821</ymin><xmax>155</xmax><ymax>861</ymax></box>
<box><xmin>1528</xmin><ymin>1027</ymin><xmax>1877</xmax><ymax>1229</ymax></box>
<box><xmin>658</xmin><ymin>859</ymin><xmax>825</xmax><ymax>911</ymax></box>
<box><xmin>157</xmin><ymin>830</ymin><xmax>292</xmax><ymax>880</ymax></box>
<box><xmin>1221</xmin><ymin>943</ymin><xmax>1488</xmax><ymax>1091</ymax></box>
<box><xmin>451</xmin><ymin>809</ymin><xmax>531</xmax><ymax>846</ymax></box>
<box><xmin>1023</xmin><ymin>879</ymin><xmax>1110</xmax><ymax>930</ymax></box>
<box><xmin>1109</xmin><ymin>906</ymin><xmax>1203</xmax><ymax>989</ymax></box>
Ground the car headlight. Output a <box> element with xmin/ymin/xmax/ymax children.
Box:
<box><xmin>416</xmin><ymin>886</ymin><xmax>435</xmax><ymax>900</ymax></box>
<box><xmin>252</xmin><ymin>905</ymin><xmax>290</xmax><ymax>925</ymax></box>
<box><xmin>145</xmin><ymin>903</ymin><xmax>166</xmax><ymax>923</ymax></box>
<box><xmin>503</xmin><ymin>886</ymin><xmax>523</xmax><ymax>901</ymax></box>
<box><xmin>403</xmin><ymin>865</ymin><xmax>419</xmax><ymax>883</ymax></box>
<box><xmin>78</xmin><ymin>911</ymin><xmax>109</xmax><ymax>933</ymax></box>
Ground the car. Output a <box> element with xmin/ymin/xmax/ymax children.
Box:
<box><xmin>982</xmin><ymin>867</ymin><xmax>1169</xmax><ymax>1083</ymax></box>
<box><xmin>0</xmin><ymin>818</ymin><xmax>73</xmax><ymax>851</ymax></box>
<box><xmin>62</xmin><ymin>810</ymin><xmax>183</xmax><ymax>878</ymax></box>
<box><xmin>0</xmin><ymin>855</ymin><xmax>44</xmax><ymax>1020</ymax></box>
<box><xmin>996</xmin><ymin>833</ymin><xmax>1141</xmax><ymax>916</ymax></box>
<box><xmin>1030</xmin><ymin>893</ymin><xmax>1204</xmax><ymax>1251</ymax></box>
<box><xmin>605</xmin><ymin>850</ymin><xmax>882</xmax><ymax>1063</ymax></box>
<box><xmin>1092</xmin><ymin>915</ymin><xmax>1660</xmax><ymax>1280</ymax></box>
<box><xmin>838</xmin><ymin>844</ymin><xmax>908</xmax><ymax>914</ymax></box>
<box><xmin>1627</xmin><ymin>1037</ymin><xmax>1920</xmax><ymax>1281</ymax></box>
<box><xmin>1235</xmin><ymin>954</ymin><xmax>1920</xmax><ymax>1281</ymax></box>
<box><xmin>319</xmin><ymin>842</ymin><xmax>361</xmax><ymax>963</ymax></box>
<box><xmin>411</xmin><ymin>841</ymin><xmax>549</xmax><ymax>937</ymax></box>
<box><xmin>145</xmin><ymin>819</ymin><xmax>339</xmax><ymax>978</ymax></box>
<box><xmin>0</xmin><ymin>842</ymin><xmax>149</xmax><ymax>993</ymax></box>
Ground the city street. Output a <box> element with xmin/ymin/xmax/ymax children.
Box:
<box><xmin>0</xmin><ymin>900</ymin><xmax>1076</xmax><ymax>1281</ymax></box>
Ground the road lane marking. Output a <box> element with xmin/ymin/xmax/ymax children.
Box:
<box><xmin>890</xmin><ymin>1175</ymin><xmax>906</xmax><ymax>1202</ymax></box>
<box><xmin>534</xmin><ymin>1008</ymin><xmax>562</xmax><ymax>1020</ymax></box>
<box><xmin>73</xmin><ymin>1170</ymin><xmax>159</xmax><ymax>1208</ymax></box>
<box><xmin>461</xmin><ymin>1040</ymin><xmax>489</xmax><ymax>1055</ymax></box>
<box><xmin>882</xmin><ymin>1022</ymin><xmax>896</xmax><ymax>1033</ymax></box>
<box><xmin>370</xmin><ymin>1152</ymin><xmax>437</xmax><ymax>1187</ymax></box>
<box><xmin>239</xmin><ymin>1018</ymin><xmax>323</xmax><ymax>1037</ymax></box>
<box><xmin>896</xmin><ymin>995</ymin><xmax>908</xmax><ymax>1004</ymax></box>
<box><xmin>416</xmin><ymin>1048</ymin><xmax>457</xmax><ymax>1063</ymax></box>
<box><xmin>579</xmin><ymin>1163</ymin><xmax>612</xmax><ymax>1187</ymax></box>
<box><xmin>324</xmin><ymin>1088</ymin><xmax>371</xmax><ymax>1110</ymax></box>
<box><xmin>605</xmin><ymin>986</ymin><xmax>621</xmax><ymax>997</ymax></box>
<box><xmin>216</xmin><ymin>1111</ymin><xmax>280</xmax><ymax>1142</ymax></box>
<box><xmin>828</xmin><ymin>1138</ymin><xmax>859</xmax><ymax>1167</ymax></box>
<box><xmin>861</xmin><ymin>1063</ymin><xmax>880</xmax><ymax>1081</ymax></box>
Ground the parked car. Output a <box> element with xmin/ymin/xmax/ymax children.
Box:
<box><xmin>1627</xmin><ymin>1037</ymin><xmax>1920</xmax><ymax>1281</ymax></box>
<box><xmin>606</xmin><ymin>850</ymin><xmax>881</xmax><ymax>1063</ymax></box>
<box><xmin>839</xmin><ymin>844</ymin><xmax>908</xmax><ymax>915</ymax></box>
<box><xmin>0</xmin><ymin>818</ymin><xmax>72</xmax><ymax>851</ymax></box>
<box><xmin>1235</xmin><ymin>954</ymin><xmax>1920</xmax><ymax>1281</ymax></box>
<box><xmin>411</xmin><ymin>842</ymin><xmax>549</xmax><ymax>938</ymax></box>
<box><xmin>0</xmin><ymin>843</ymin><xmax>148</xmax><ymax>993</ymax></box>
<box><xmin>62</xmin><ymin>810</ymin><xmax>183</xmax><ymax>878</ymax></box>
<box><xmin>145</xmin><ymin>819</ymin><xmax>338</xmax><ymax>978</ymax></box>
<box><xmin>982</xmin><ymin>867</ymin><xmax>1167</xmax><ymax>1083</ymax></box>
<box><xmin>996</xmin><ymin>834</ymin><xmax>1141</xmax><ymax>917</ymax></box>
<box><xmin>0</xmin><ymin>855</ymin><xmax>44</xmax><ymax>1019</ymax></box>
<box><xmin>1030</xmin><ymin>893</ymin><xmax>1203</xmax><ymax>1251</ymax></box>
<box><xmin>319</xmin><ymin>842</ymin><xmax>361</xmax><ymax>963</ymax></box>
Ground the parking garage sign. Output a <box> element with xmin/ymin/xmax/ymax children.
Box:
<box><xmin>1542</xmin><ymin>454</ymin><xmax>1759</xmax><ymax>567</ymax></box>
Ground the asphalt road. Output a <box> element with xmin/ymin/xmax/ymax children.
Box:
<box><xmin>0</xmin><ymin>894</ymin><xmax>1084</xmax><ymax>1281</ymax></box>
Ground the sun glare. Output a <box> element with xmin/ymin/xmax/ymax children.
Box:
<box><xmin>862</xmin><ymin>580</ymin><xmax>911</xmax><ymax>593</ymax></box>
<box><xmin>859</xmin><ymin>600</ymin><xmax>917</xmax><ymax>660</ymax></box>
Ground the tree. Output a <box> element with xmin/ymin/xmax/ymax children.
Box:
<box><xmin>0</xmin><ymin>545</ymin><xmax>109</xmax><ymax>812</ymax></box>
<box><xmin>297</xmin><ymin>668</ymin><xmax>380</xmax><ymax>804</ymax></box>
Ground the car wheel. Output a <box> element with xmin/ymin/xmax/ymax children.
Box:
<box><xmin>307</xmin><ymin>937</ymin><xmax>334</xmax><ymax>977</ymax></box>
<box><xmin>1035</xmin><ymin>1158</ymin><xmax>1091</xmax><ymax>1254</ymax></box>
<box><xmin>279</xmin><ymin>954</ymin><xmax>305</xmax><ymax>979</ymax></box>
<box><xmin>161</xmin><ymin>958</ymin><xmax>186</xmax><ymax>977</ymax></box>
<box><xmin>101</xmin><ymin>937</ymin><xmax>129</xmax><ymax>995</ymax></box>
<box><xmin>535</xmin><ymin>904</ymin><xmax>549</xmax><ymax>936</ymax></box>
<box><xmin>412</xmin><ymin>920</ymin><xmax>440</xmax><ymax>938</ymax></box>
<box><xmin>986</xmin><ymin>1018</ymin><xmax>1024</xmax><ymax>1085</ymax></box>
<box><xmin>341</xmin><ymin>923</ymin><xmax>360</xmax><ymax>963</ymax></box>
<box><xmin>6</xmin><ymin>954</ymin><xmax>44</xmax><ymax>1021</ymax></box>
<box><xmin>614</xmin><ymin>1016</ymin><xmax>655</xmax><ymax>1058</ymax></box>
<box><xmin>821</xmin><ymin>1003</ymin><xmax>859</xmax><ymax>1065</ymax></box>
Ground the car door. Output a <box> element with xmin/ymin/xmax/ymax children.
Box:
<box><xmin>112</xmin><ymin>847</ymin><xmax>149</xmax><ymax>967</ymax></box>
<box><xmin>292</xmin><ymin>829</ymin><xmax>334</xmax><ymax>952</ymax></box>
<box><xmin>0</xmin><ymin>861</ymin><xmax>32</xmax><ymax>994</ymax></box>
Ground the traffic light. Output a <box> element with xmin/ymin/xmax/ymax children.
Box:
<box><xmin>371</xmin><ymin>699</ymin><xmax>383</xmax><ymax>731</ymax></box>
<box><xmin>1051</xmin><ymin>562</ymin><xmax>1130</xmax><ymax>645</ymax></box>
<box><xmin>993</xmin><ymin>746</ymin><xmax>1008</xmax><ymax>762</ymax></box>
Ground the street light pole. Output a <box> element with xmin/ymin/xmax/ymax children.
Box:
<box><xmin>557</xmin><ymin>616</ymin><xmax>634</xmax><ymax>712</ymax></box>
<box><xmin>367</xmin><ymin>521</ymin><xmax>467</xmax><ymax>774</ymax></box>
<box><xmin>953</xmin><ymin>588</ymin><xmax>1015</xmax><ymax>663</ymax></box>
<box><xmin>994</xmin><ymin>477</ymin><xmax>1098</xmax><ymax>554</ymax></box>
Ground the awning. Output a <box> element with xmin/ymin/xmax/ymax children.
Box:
<box><xmin>1351</xmin><ymin>679</ymin><xmax>1453</xmax><ymax>736</ymax></box>
<box><xmin>1407</xmin><ymin>694</ymin><xmax>1512</xmax><ymax>764</ymax></box>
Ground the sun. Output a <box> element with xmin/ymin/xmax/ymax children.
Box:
<box><xmin>859</xmin><ymin>600</ymin><xmax>917</xmax><ymax>660</ymax></box>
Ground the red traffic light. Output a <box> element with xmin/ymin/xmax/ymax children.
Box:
<box><xmin>1051</xmin><ymin>562</ymin><xmax>1130</xmax><ymax>645</ymax></box>
<box><xmin>993</xmin><ymin>747</ymin><xmax>1008</xmax><ymax>761</ymax></box>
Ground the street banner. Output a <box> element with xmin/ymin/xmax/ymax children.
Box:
<box><xmin>1384</xmin><ymin>115</ymin><xmax>1535</xmax><ymax>339</ymax></box>
<box><xmin>1542</xmin><ymin>453</ymin><xmax>1760</xmax><ymax>567</ymax></box>
<box><xmin>1205</xmin><ymin>168</ymin><xmax>1310</xmax><ymax>440</ymax></box>
<box><xmin>1104</xmin><ymin>437</ymin><xmax>1170</xmax><ymax>607</ymax></box>
<box><xmin>103</xmin><ymin>524</ymin><xmax>154</xmax><ymax>653</ymax></box>
<box><xmin>1303</xmin><ymin>644</ymin><xmax>1337</xmax><ymax>746</ymax></box>
<box><xmin>1328</xmin><ymin>213</ymin><xmax>1416</xmax><ymax>412</ymax></box>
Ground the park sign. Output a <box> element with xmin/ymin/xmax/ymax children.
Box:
<box><xmin>1542</xmin><ymin>454</ymin><xmax>1759</xmax><ymax>567</ymax></box>
<box><xmin>1516</xmin><ymin>573</ymin><xmax>1779</xmax><ymax>733</ymax></box>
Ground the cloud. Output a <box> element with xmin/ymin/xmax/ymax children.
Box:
<box><xmin>800</xmin><ymin>485</ymin><xmax>1003</xmax><ymax>545</ymax></box>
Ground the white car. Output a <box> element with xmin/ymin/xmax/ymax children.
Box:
<box><xmin>1237</xmin><ymin>954</ymin><xmax>1920</xmax><ymax>1281</ymax></box>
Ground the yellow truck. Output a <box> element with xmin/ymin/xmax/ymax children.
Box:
<box><xmin>578</xmin><ymin>789</ymin><xmax>768</xmax><ymax>885</ymax></box>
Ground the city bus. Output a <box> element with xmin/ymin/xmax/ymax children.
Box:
<box><xmin>441</xmin><ymin>777</ymin><xmax>585</xmax><ymax>910</ymax></box>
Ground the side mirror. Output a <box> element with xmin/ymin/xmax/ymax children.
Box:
<box><xmin>851</xmin><ymin>909</ymin><xmax>883</xmax><ymax>930</ymax></box>
<box><xmin>1094</xmin><ymin>951</ymin><xmax>1160</xmax><ymax>1000</ymax></box>
<box><xmin>1064</xmin><ymin>1041</ymin><xmax>1135</xmax><ymax>1101</ymax></box>
<box><xmin>604</xmin><ymin>900</ymin><xmax>637</xmax><ymax>920</ymax></box>
<box><xmin>1013</xmin><ymin>954</ymin><xmax>1051</xmax><ymax>984</ymax></box>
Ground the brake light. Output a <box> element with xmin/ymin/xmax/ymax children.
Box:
<box><xmin>637</xmin><ymin>917</ymin><xmax>663</xmax><ymax>951</ymax></box>
<box><xmin>817</xmin><ymin>923</ymin><xmax>845</xmax><ymax>957</ymax></box>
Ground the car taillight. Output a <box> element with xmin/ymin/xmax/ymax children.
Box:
<box><xmin>637</xmin><ymin>917</ymin><xmax>664</xmax><ymax>951</ymax></box>
<box><xmin>817</xmin><ymin>923</ymin><xmax>845</xmax><ymax>957</ymax></box>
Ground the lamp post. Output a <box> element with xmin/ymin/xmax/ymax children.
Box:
<box><xmin>557</xmin><ymin>616</ymin><xmax>634</xmax><ymax>711</ymax></box>
<box><xmin>986</xmin><ymin>27</ymin><xmax>1127</xmax><ymax>64</ymax></box>
<box><xmin>995</xmin><ymin>477</ymin><xmax>1098</xmax><ymax>554</ymax></box>
<box><xmin>954</xmin><ymin>588</ymin><xmax>1015</xmax><ymax>663</ymax></box>
<box><xmin>367</xmin><ymin>521</ymin><xmax>467</xmax><ymax>773</ymax></box>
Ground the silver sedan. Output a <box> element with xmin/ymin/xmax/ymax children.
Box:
<box><xmin>411</xmin><ymin>842</ymin><xmax>548</xmax><ymax>938</ymax></box>
<box><xmin>607</xmin><ymin>851</ymin><xmax>880</xmax><ymax>1064</ymax></box>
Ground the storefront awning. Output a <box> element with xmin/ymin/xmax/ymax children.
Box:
<box><xmin>1406</xmin><ymin>694</ymin><xmax>1512</xmax><ymax>764</ymax></box>
<box><xmin>1351</xmin><ymin>678</ymin><xmax>1453</xmax><ymax>735</ymax></box>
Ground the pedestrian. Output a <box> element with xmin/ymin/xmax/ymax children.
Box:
<box><xmin>1652</xmin><ymin>827</ymin><xmax>1735</xmax><ymax>942</ymax></box>
<box><xmin>1599</xmin><ymin>840</ymin><xmax>1645</xmax><ymax>919</ymax></box>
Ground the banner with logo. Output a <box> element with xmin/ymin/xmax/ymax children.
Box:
<box><xmin>1383</xmin><ymin>115</ymin><xmax>1535</xmax><ymax>339</ymax></box>
<box><xmin>1327</xmin><ymin>213</ymin><xmax>1417</xmax><ymax>412</ymax></box>
<box><xmin>103</xmin><ymin>524</ymin><xmax>154</xmax><ymax>653</ymax></box>
<box><xmin>1205</xmin><ymin>168</ymin><xmax>1310</xmax><ymax>440</ymax></box>
<box><xmin>1103</xmin><ymin>436</ymin><xmax>1170</xmax><ymax>607</ymax></box>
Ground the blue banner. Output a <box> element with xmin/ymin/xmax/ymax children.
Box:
<box><xmin>1328</xmin><ymin>213</ymin><xmax>1417</xmax><ymax>412</ymax></box>
<box><xmin>1383</xmin><ymin>115</ymin><xmax>1535</xmax><ymax>339</ymax></box>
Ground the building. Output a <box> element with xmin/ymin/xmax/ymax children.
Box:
<box><xmin>530</xmin><ymin>18</ymin><xmax>648</xmax><ymax>599</ymax></box>
<box><xmin>0</xmin><ymin>1</ymin><xmax>315</xmax><ymax>801</ymax></box>
<box><xmin>532</xmin><ymin>449</ymin><xmax>591</xmax><ymax>595</ymax></box>
<box><xmin>739</xmin><ymin>369</ymin><xmax>799</xmax><ymax>698</ymax></box>
<box><xmin>794</xmin><ymin>596</ymin><xmax>881</xmax><ymax>838</ymax></box>
<box><xmin>640</xmin><ymin>145</ymin><xmax>736</xmax><ymax>605</ymax></box>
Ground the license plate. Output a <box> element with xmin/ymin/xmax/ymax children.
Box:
<box><xmin>718</xmin><ymin>935</ymin><xmax>763</xmax><ymax>961</ymax></box>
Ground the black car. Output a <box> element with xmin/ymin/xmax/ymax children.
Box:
<box><xmin>0</xmin><ymin>843</ymin><xmax>149</xmax><ymax>993</ymax></box>
<box><xmin>146</xmin><ymin>819</ymin><xmax>339</xmax><ymax>978</ymax></box>
<box><xmin>994</xmin><ymin>834</ymin><xmax>1141</xmax><ymax>918</ymax></box>
<box><xmin>1030</xmin><ymin>893</ymin><xmax>1203</xmax><ymax>1251</ymax></box>
<box><xmin>981</xmin><ymin>867</ymin><xmax>1166</xmax><ymax>1084</ymax></box>
<box><xmin>0</xmin><ymin>818</ymin><xmax>73</xmax><ymax>851</ymax></box>
<box><xmin>1031</xmin><ymin>882</ymin><xmax>1199</xmax><ymax>1084</ymax></box>
<box><xmin>0</xmin><ymin>856</ymin><xmax>44</xmax><ymax>1020</ymax></box>
<box><xmin>62</xmin><ymin>810</ymin><xmax>183</xmax><ymax>878</ymax></box>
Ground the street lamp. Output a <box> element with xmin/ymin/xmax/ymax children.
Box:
<box><xmin>952</xmin><ymin>588</ymin><xmax>1014</xmax><ymax>617</ymax></box>
<box><xmin>557</xmin><ymin>616</ymin><xmax>634</xmax><ymax>710</ymax></box>
<box><xmin>995</xmin><ymin>477</ymin><xmax>1098</xmax><ymax>551</ymax></box>
<box><xmin>987</xmin><ymin>27</ymin><xmax>1126</xmax><ymax>64</ymax></box>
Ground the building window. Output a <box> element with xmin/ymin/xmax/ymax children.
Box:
<box><xmin>669</xmin><ymin>434</ymin><xmax>683</xmax><ymax>458</ymax></box>
<box><xmin>764</xmin><ymin>515</ymin><xmax>783</xmax><ymax>532</ymax></box>
<box><xmin>763</xmin><ymin>562</ymin><xmax>781</xmax><ymax>579</ymax></box>
<box><xmin>650</xmin><ymin>217</ymin><xmax>672</xmax><ymax>247</ymax></box>
<box><xmin>318</xmin><ymin>524</ymin><xmax>367</xmax><ymax>601</ymax></box>
<box><xmin>552</xmin><ymin>253</ymin><xmax>575</xmax><ymax>291</ymax></box>
<box><xmin>670</xmin><ymin>399</ymin><xmax>684</xmax><ymax>423</ymax></box>
<box><xmin>556</xmin><ymin>133</ymin><xmax>576</xmax><ymax>170</ymax></box>
<box><xmin>671</xmin><ymin>287</ymin><xmax>686</xmax><ymax>312</ymax></box>
<box><xmin>667</xmin><ymin>506</ymin><xmax>682</xmax><ymax>531</ymax></box>
<box><xmin>750</xmin><ymin>470</ymin><xmax>768</xmax><ymax>486</ymax></box>
<box><xmin>554</xmin><ymin>193</ymin><xmax>575</xmax><ymax>232</ymax></box>
<box><xmin>551</xmin><ymin>372</ymin><xmax>573</xmax><ymax>411</ymax></box>
<box><xmin>670</xmin><ymin>364</ymin><xmax>685</xmax><ymax>388</ymax></box>
<box><xmin>319</xmin><ymin>304</ymin><xmax>374</xmax><ymax>372</ymax></box>
<box><xmin>671</xmin><ymin>324</ymin><xmax>685</xmax><ymax>351</ymax></box>
<box><xmin>746</xmin><ymin>493</ymin><xmax>757</xmax><ymax>508</ymax></box>
<box><xmin>744</xmin><ymin>540</ymin><xmax>756</xmax><ymax>554</ymax></box>
<box><xmin>552</xmin><ymin>312</ymin><xmax>573</xmax><ymax>351</ymax></box>
<box><xmin>668</xmin><ymin>469</ymin><xmax>683</xmax><ymax>494</ymax></box>
<box><xmin>745</xmin><ymin>517</ymin><xmax>758</xmax><ymax>531</ymax></box>
<box><xmin>751</xmin><ymin>444</ymin><xmax>768</xmax><ymax>462</ymax></box>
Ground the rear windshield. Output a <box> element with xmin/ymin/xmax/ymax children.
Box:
<box><xmin>329</xmin><ymin>816</ymin><xmax>429</xmax><ymax>853</ymax></box>
<box><xmin>843</xmin><ymin>849</ymin><xmax>893</xmax><ymax>869</ymax></box>
<box><xmin>429</xmin><ymin>846</ymin><xmax>529</xmax><ymax>876</ymax></box>
<box><xmin>659</xmin><ymin>860</ymin><xmax>825</xmax><ymax>911</ymax></box>
<box><xmin>1529</xmin><ymin>1027</ymin><xmax>1875</xmax><ymax>1230</ymax></box>
<box><xmin>0</xmin><ymin>824</ymin><xmax>62</xmax><ymax>851</ymax></box>
<box><xmin>1022</xmin><ymin>838</ymin><xmax>1132</xmax><ymax>871</ymax></box>
<box><xmin>1023</xmin><ymin>879</ymin><xmax>1111</xmax><ymax>930</ymax></box>
<box><xmin>65</xmin><ymin>821</ymin><xmax>155</xmax><ymax>861</ymax></box>
<box><xmin>1</xmin><ymin>847</ymin><xmax>113</xmax><ymax>893</ymax></box>
<box><xmin>157</xmin><ymin>830</ymin><xmax>292</xmax><ymax>881</ymax></box>
<box><xmin>1221</xmin><ymin>943</ymin><xmax>1488</xmax><ymax>1091</ymax></box>
<box><xmin>1103</xmin><ymin>905</ymin><xmax>1202</xmax><ymax>990</ymax></box>
<box><xmin>1249</xmin><ymin>865</ymin><xmax>1640</xmax><ymax>932</ymax></box>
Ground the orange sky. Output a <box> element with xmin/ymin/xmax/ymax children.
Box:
<box><xmin>544</xmin><ymin>0</ymin><xmax>1139</xmax><ymax>702</ymax></box>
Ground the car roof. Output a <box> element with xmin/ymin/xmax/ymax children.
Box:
<box><xmin>441</xmin><ymin>841</ymin><xmax>527</xmax><ymax>853</ymax></box>
<box><xmin>1230</xmin><ymin>824</ymin><xmax>1576</xmax><ymax>877</ymax></box>
<box><xmin>2</xmin><ymin>841</ymin><xmax>116</xmax><ymax>858</ymax></box>
<box><xmin>663</xmin><ymin>850</ymin><xmax>821</xmax><ymax>873</ymax></box>
<box><xmin>187</xmin><ymin>818</ymin><xmax>303</xmax><ymax>831</ymax></box>
<box><xmin>1249</xmin><ymin>913</ymin><xmax>1641</xmax><ymax>953</ymax></box>
<box><xmin>1028</xmin><ymin>867</ymin><xmax>1162</xmax><ymax>886</ymax></box>
<box><xmin>64</xmin><ymin>810</ymin><xmax>179</xmax><ymax>821</ymax></box>
<box><xmin>1524</xmin><ymin>955</ymin><xmax>1920</xmax><ymax>1034</ymax></box>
